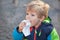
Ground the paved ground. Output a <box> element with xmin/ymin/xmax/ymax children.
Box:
<box><xmin>0</xmin><ymin>0</ymin><xmax>60</xmax><ymax>40</ymax></box>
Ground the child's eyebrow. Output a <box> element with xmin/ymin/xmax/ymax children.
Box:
<box><xmin>26</xmin><ymin>12</ymin><xmax>28</xmax><ymax>14</ymax></box>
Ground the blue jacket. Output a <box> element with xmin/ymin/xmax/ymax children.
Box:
<box><xmin>12</xmin><ymin>17</ymin><xmax>59</xmax><ymax>40</ymax></box>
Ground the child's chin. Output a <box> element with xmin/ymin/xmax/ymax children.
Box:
<box><xmin>31</xmin><ymin>25</ymin><xmax>35</xmax><ymax>27</ymax></box>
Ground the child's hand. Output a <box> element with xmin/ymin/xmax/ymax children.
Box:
<box><xmin>18</xmin><ymin>22</ymin><xmax>26</xmax><ymax>32</ymax></box>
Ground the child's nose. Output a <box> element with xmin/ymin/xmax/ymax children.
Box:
<box><xmin>26</xmin><ymin>18</ymin><xmax>30</xmax><ymax>20</ymax></box>
<box><xmin>26</xmin><ymin>16</ymin><xmax>31</xmax><ymax>21</ymax></box>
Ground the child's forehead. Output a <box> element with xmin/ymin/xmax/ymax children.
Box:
<box><xmin>26</xmin><ymin>8</ymin><xmax>37</xmax><ymax>13</ymax></box>
<box><xmin>26</xmin><ymin>9</ymin><xmax>37</xmax><ymax>14</ymax></box>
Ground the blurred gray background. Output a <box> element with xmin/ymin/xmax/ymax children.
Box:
<box><xmin>0</xmin><ymin>0</ymin><xmax>60</xmax><ymax>40</ymax></box>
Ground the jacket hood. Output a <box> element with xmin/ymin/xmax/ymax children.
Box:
<box><xmin>43</xmin><ymin>16</ymin><xmax>51</xmax><ymax>23</ymax></box>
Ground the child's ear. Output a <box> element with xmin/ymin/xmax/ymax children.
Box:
<box><xmin>39</xmin><ymin>16</ymin><xmax>45</xmax><ymax>22</ymax></box>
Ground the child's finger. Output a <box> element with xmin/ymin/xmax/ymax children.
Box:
<box><xmin>20</xmin><ymin>22</ymin><xmax>26</xmax><ymax>27</ymax></box>
<box><xmin>18</xmin><ymin>22</ymin><xmax>26</xmax><ymax>32</ymax></box>
<box><xmin>19</xmin><ymin>22</ymin><xmax>26</xmax><ymax>30</ymax></box>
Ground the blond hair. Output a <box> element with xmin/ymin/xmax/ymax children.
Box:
<box><xmin>26</xmin><ymin>0</ymin><xmax>50</xmax><ymax>18</ymax></box>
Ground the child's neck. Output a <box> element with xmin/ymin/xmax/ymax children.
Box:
<box><xmin>35</xmin><ymin>22</ymin><xmax>41</xmax><ymax>29</ymax></box>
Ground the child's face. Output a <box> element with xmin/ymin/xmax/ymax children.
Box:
<box><xmin>26</xmin><ymin>10</ymin><xmax>41</xmax><ymax>26</ymax></box>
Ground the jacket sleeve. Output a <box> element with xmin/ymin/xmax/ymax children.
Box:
<box><xmin>47</xmin><ymin>28</ymin><xmax>59</xmax><ymax>40</ymax></box>
<box><xmin>12</xmin><ymin>27</ymin><xmax>24</xmax><ymax>40</ymax></box>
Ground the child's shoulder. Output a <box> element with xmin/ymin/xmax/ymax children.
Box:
<box><xmin>40</xmin><ymin>22</ymin><xmax>53</xmax><ymax>35</ymax></box>
<box><xmin>41</xmin><ymin>16</ymin><xmax>53</xmax><ymax>32</ymax></box>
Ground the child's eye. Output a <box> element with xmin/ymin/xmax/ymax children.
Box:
<box><xmin>31</xmin><ymin>14</ymin><xmax>35</xmax><ymax>16</ymax></box>
<box><xmin>26</xmin><ymin>13</ymin><xmax>29</xmax><ymax>15</ymax></box>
